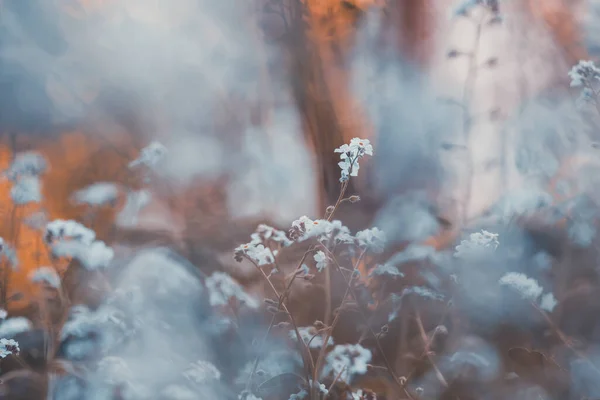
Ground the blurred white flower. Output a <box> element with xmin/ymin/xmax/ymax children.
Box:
<box><xmin>234</xmin><ymin>242</ymin><xmax>274</xmax><ymax>266</ymax></box>
<box><xmin>205</xmin><ymin>272</ymin><xmax>259</xmax><ymax>309</ymax></box>
<box><xmin>11</xmin><ymin>176</ymin><xmax>42</xmax><ymax>205</ymax></box>
<box><xmin>291</xmin><ymin>326</ymin><xmax>334</xmax><ymax>349</ymax></box>
<box><xmin>73</xmin><ymin>182</ymin><xmax>119</xmax><ymax>206</ymax></box>
<box><xmin>0</xmin><ymin>317</ymin><xmax>32</xmax><ymax>338</ymax></box>
<box><xmin>569</xmin><ymin>60</ymin><xmax>600</xmax><ymax>87</ymax></box>
<box><xmin>129</xmin><ymin>141</ymin><xmax>168</xmax><ymax>169</ymax></box>
<box><xmin>30</xmin><ymin>266</ymin><xmax>61</xmax><ymax>288</ymax></box>
<box><xmin>454</xmin><ymin>230</ymin><xmax>499</xmax><ymax>260</ymax></box>
<box><xmin>5</xmin><ymin>152</ymin><xmax>47</xmax><ymax>181</ymax></box>
<box><xmin>356</xmin><ymin>227</ymin><xmax>386</xmax><ymax>253</ymax></box>
<box><xmin>369</xmin><ymin>263</ymin><xmax>404</xmax><ymax>278</ymax></box>
<box><xmin>0</xmin><ymin>309</ymin><xmax>6</xmax><ymax>320</ymax></box>
<box><xmin>183</xmin><ymin>360</ymin><xmax>221</xmax><ymax>384</ymax></box>
<box><xmin>289</xmin><ymin>389</ymin><xmax>308</xmax><ymax>400</ymax></box>
<box><xmin>313</xmin><ymin>251</ymin><xmax>328</xmax><ymax>272</ymax></box>
<box><xmin>0</xmin><ymin>338</ymin><xmax>19</xmax><ymax>358</ymax></box>
<box><xmin>251</xmin><ymin>224</ymin><xmax>292</xmax><ymax>247</ymax></box>
<box><xmin>309</xmin><ymin>380</ymin><xmax>328</xmax><ymax>395</ymax></box>
<box><xmin>322</xmin><ymin>344</ymin><xmax>372</xmax><ymax>383</ymax></box>
<box><xmin>45</xmin><ymin>220</ymin><xmax>96</xmax><ymax>245</ymax></box>
<box><xmin>539</xmin><ymin>292</ymin><xmax>558</xmax><ymax>312</ymax></box>
<box><xmin>52</xmin><ymin>240</ymin><xmax>114</xmax><ymax>270</ymax></box>
<box><xmin>499</xmin><ymin>272</ymin><xmax>543</xmax><ymax>301</ymax></box>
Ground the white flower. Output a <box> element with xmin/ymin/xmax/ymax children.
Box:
<box><xmin>499</xmin><ymin>272</ymin><xmax>543</xmax><ymax>301</ymax></box>
<box><xmin>72</xmin><ymin>182</ymin><xmax>119</xmax><ymax>206</ymax></box>
<box><xmin>334</xmin><ymin>138</ymin><xmax>374</xmax><ymax>181</ymax></box>
<box><xmin>314</xmin><ymin>251</ymin><xmax>328</xmax><ymax>272</ymax></box>
<box><xmin>129</xmin><ymin>141</ymin><xmax>167</xmax><ymax>169</ymax></box>
<box><xmin>0</xmin><ymin>309</ymin><xmax>6</xmax><ymax>320</ymax></box>
<box><xmin>569</xmin><ymin>60</ymin><xmax>600</xmax><ymax>87</ymax></box>
<box><xmin>454</xmin><ymin>230</ymin><xmax>499</xmax><ymax>260</ymax></box>
<box><xmin>349</xmin><ymin>138</ymin><xmax>374</xmax><ymax>156</ymax></box>
<box><xmin>30</xmin><ymin>266</ymin><xmax>61</xmax><ymax>288</ymax></box>
<box><xmin>205</xmin><ymin>272</ymin><xmax>259</xmax><ymax>309</ymax></box>
<box><xmin>183</xmin><ymin>360</ymin><xmax>221</xmax><ymax>384</ymax></box>
<box><xmin>5</xmin><ymin>152</ymin><xmax>47</xmax><ymax>181</ymax></box>
<box><xmin>322</xmin><ymin>344</ymin><xmax>372</xmax><ymax>383</ymax></box>
<box><xmin>0</xmin><ymin>338</ymin><xmax>19</xmax><ymax>358</ymax></box>
<box><xmin>45</xmin><ymin>220</ymin><xmax>96</xmax><ymax>245</ymax></box>
<box><xmin>0</xmin><ymin>317</ymin><xmax>32</xmax><ymax>338</ymax></box>
<box><xmin>234</xmin><ymin>242</ymin><xmax>274</xmax><ymax>266</ymax></box>
<box><xmin>369</xmin><ymin>263</ymin><xmax>404</xmax><ymax>278</ymax></box>
<box><xmin>356</xmin><ymin>227</ymin><xmax>386</xmax><ymax>253</ymax></box>
<box><xmin>309</xmin><ymin>380</ymin><xmax>328</xmax><ymax>395</ymax></box>
<box><xmin>292</xmin><ymin>326</ymin><xmax>334</xmax><ymax>349</ymax></box>
<box><xmin>539</xmin><ymin>292</ymin><xmax>558</xmax><ymax>312</ymax></box>
<box><xmin>289</xmin><ymin>389</ymin><xmax>308</xmax><ymax>400</ymax></box>
<box><xmin>52</xmin><ymin>240</ymin><xmax>114</xmax><ymax>270</ymax></box>
<box><xmin>290</xmin><ymin>216</ymin><xmax>352</xmax><ymax>243</ymax></box>
<box><xmin>251</xmin><ymin>224</ymin><xmax>292</xmax><ymax>247</ymax></box>
<box><xmin>11</xmin><ymin>176</ymin><xmax>42</xmax><ymax>205</ymax></box>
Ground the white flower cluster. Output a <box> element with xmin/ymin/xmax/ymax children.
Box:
<box><xmin>183</xmin><ymin>360</ymin><xmax>222</xmax><ymax>384</ymax></box>
<box><xmin>322</xmin><ymin>343</ymin><xmax>372</xmax><ymax>383</ymax></box>
<box><xmin>0</xmin><ymin>338</ymin><xmax>19</xmax><ymax>358</ymax></box>
<box><xmin>45</xmin><ymin>219</ymin><xmax>114</xmax><ymax>270</ymax></box>
<box><xmin>291</xmin><ymin>326</ymin><xmax>334</xmax><ymax>349</ymax></box>
<box><xmin>356</xmin><ymin>227</ymin><xmax>387</xmax><ymax>253</ymax></box>
<box><xmin>128</xmin><ymin>141</ymin><xmax>168</xmax><ymax>170</ymax></box>
<box><xmin>334</xmin><ymin>138</ymin><xmax>373</xmax><ymax>182</ymax></box>
<box><xmin>569</xmin><ymin>60</ymin><xmax>600</xmax><ymax>109</ymax></box>
<box><xmin>498</xmin><ymin>272</ymin><xmax>558</xmax><ymax>312</ymax></box>
<box><xmin>73</xmin><ymin>182</ymin><xmax>120</xmax><ymax>206</ymax></box>
<box><xmin>454</xmin><ymin>230</ymin><xmax>499</xmax><ymax>260</ymax></box>
<box><xmin>289</xmin><ymin>389</ymin><xmax>308</xmax><ymax>400</ymax></box>
<box><xmin>313</xmin><ymin>251</ymin><xmax>328</xmax><ymax>272</ymax></box>
<box><xmin>11</xmin><ymin>176</ymin><xmax>42</xmax><ymax>205</ymax></box>
<box><xmin>569</xmin><ymin>60</ymin><xmax>600</xmax><ymax>88</ymax></box>
<box><xmin>29</xmin><ymin>266</ymin><xmax>61</xmax><ymax>288</ymax></box>
<box><xmin>5</xmin><ymin>152</ymin><xmax>47</xmax><ymax>181</ymax></box>
<box><xmin>289</xmin><ymin>216</ymin><xmax>353</xmax><ymax>243</ymax></box>
<box><xmin>6</xmin><ymin>152</ymin><xmax>47</xmax><ymax>205</ymax></box>
<box><xmin>234</xmin><ymin>224</ymin><xmax>291</xmax><ymax>265</ymax></box>
<box><xmin>205</xmin><ymin>272</ymin><xmax>260</xmax><ymax>309</ymax></box>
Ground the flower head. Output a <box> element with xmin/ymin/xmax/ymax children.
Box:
<box><xmin>0</xmin><ymin>338</ymin><xmax>19</xmax><ymax>358</ymax></box>
<box><xmin>334</xmin><ymin>138</ymin><xmax>374</xmax><ymax>181</ymax></box>
<box><xmin>454</xmin><ymin>230</ymin><xmax>499</xmax><ymax>260</ymax></box>
<box><xmin>323</xmin><ymin>344</ymin><xmax>372</xmax><ymax>383</ymax></box>
<box><xmin>30</xmin><ymin>266</ymin><xmax>61</xmax><ymax>288</ymax></box>
<box><xmin>569</xmin><ymin>60</ymin><xmax>600</xmax><ymax>87</ymax></box>
<box><xmin>499</xmin><ymin>272</ymin><xmax>543</xmax><ymax>301</ymax></box>
<box><xmin>313</xmin><ymin>251</ymin><xmax>328</xmax><ymax>272</ymax></box>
